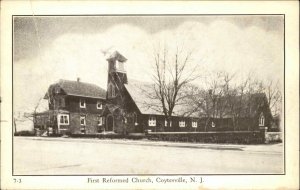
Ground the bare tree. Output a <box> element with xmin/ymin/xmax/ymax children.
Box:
<box><xmin>187</xmin><ymin>86</ymin><xmax>211</xmax><ymax>131</ymax></box>
<box><xmin>23</xmin><ymin>97</ymin><xmax>44</xmax><ymax>122</ymax></box>
<box><xmin>149</xmin><ymin>44</ymin><xmax>200</xmax><ymax>127</ymax></box>
<box><xmin>240</xmin><ymin>78</ymin><xmax>282</xmax><ymax>117</ymax></box>
<box><xmin>13</xmin><ymin>96</ymin><xmax>46</xmax><ymax>135</ymax></box>
<box><xmin>224</xmin><ymin>73</ymin><xmax>262</xmax><ymax>131</ymax></box>
<box><xmin>202</xmin><ymin>71</ymin><xmax>237</xmax><ymax>130</ymax></box>
<box><xmin>264</xmin><ymin>80</ymin><xmax>282</xmax><ymax>116</ymax></box>
<box><xmin>185</xmin><ymin>71</ymin><xmax>235</xmax><ymax>131</ymax></box>
<box><xmin>188</xmin><ymin>68</ymin><xmax>282</xmax><ymax>132</ymax></box>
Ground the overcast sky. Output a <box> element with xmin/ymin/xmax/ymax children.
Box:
<box><xmin>13</xmin><ymin>15</ymin><xmax>284</xmax><ymax>114</ymax></box>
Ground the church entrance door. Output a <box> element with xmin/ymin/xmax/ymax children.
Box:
<box><xmin>106</xmin><ymin>115</ymin><xmax>114</xmax><ymax>131</ymax></box>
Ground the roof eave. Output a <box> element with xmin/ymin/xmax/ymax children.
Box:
<box><xmin>124</xmin><ymin>85</ymin><xmax>143</xmax><ymax>115</ymax></box>
<box><xmin>66</xmin><ymin>93</ymin><xmax>106</xmax><ymax>99</ymax></box>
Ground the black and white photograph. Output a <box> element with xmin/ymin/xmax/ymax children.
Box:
<box><xmin>1</xmin><ymin>1</ymin><xmax>299</xmax><ymax>190</ymax></box>
<box><xmin>12</xmin><ymin>15</ymin><xmax>285</xmax><ymax>175</ymax></box>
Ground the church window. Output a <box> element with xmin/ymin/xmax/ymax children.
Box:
<box><xmin>97</xmin><ymin>101</ymin><xmax>103</xmax><ymax>109</ymax></box>
<box><xmin>164</xmin><ymin>119</ymin><xmax>172</xmax><ymax>127</ymax></box>
<box><xmin>80</xmin><ymin>99</ymin><xmax>86</xmax><ymax>108</ymax></box>
<box><xmin>97</xmin><ymin>116</ymin><xmax>103</xmax><ymax>126</ymax></box>
<box><xmin>112</xmin><ymin>86</ymin><xmax>115</xmax><ymax>97</ymax></box>
<box><xmin>148</xmin><ymin>116</ymin><xmax>156</xmax><ymax>126</ymax></box>
<box><xmin>80</xmin><ymin>116</ymin><xmax>86</xmax><ymax>125</ymax></box>
<box><xmin>259</xmin><ymin>113</ymin><xmax>265</xmax><ymax>126</ymax></box>
<box><xmin>134</xmin><ymin>113</ymin><xmax>138</xmax><ymax>126</ymax></box>
<box><xmin>58</xmin><ymin>114</ymin><xmax>69</xmax><ymax>125</ymax></box>
<box><xmin>179</xmin><ymin>120</ymin><xmax>186</xmax><ymax>127</ymax></box>
<box><xmin>211</xmin><ymin>121</ymin><xmax>216</xmax><ymax>128</ymax></box>
<box><xmin>192</xmin><ymin>121</ymin><xmax>197</xmax><ymax>128</ymax></box>
<box><xmin>109</xmin><ymin>83</ymin><xmax>116</xmax><ymax>98</ymax></box>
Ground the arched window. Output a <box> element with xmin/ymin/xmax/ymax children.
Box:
<box><xmin>165</xmin><ymin>119</ymin><xmax>172</xmax><ymax>127</ymax></box>
<box><xmin>179</xmin><ymin>120</ymin><xmax>186</xmax><ymax>127</ymax></box>
<box><xmin>192</xmin><ymin>121</ymin><xmax>197</xmax><ymax>128</ymax></box>
<box><xmin>112</xmin><ymin>85</ymin><xmax>115</xmax><ymax>97</ymax></box>
<box><xmin>148</xmin><ymin>116</ymin><xmax>156</xmax><ymax>126</ymax></box>
<box><xmin>96</xmin><ymin>100</ymin><xmax>103</xmax><ymax>109</ymax></box>
<box><xmin>259</xmin><ymin>113</ymin><xmax>265</xmax><ymax>126</ymax></box>
<box><xmin>211</xmin><ymin>121</ymin><xmax>216</xmax><ymax>128</ymax></box>
<box><xmin>108</xmin><ymin>83</ymin><xmax>116</xmax><ymax>98</ymax></box>
<box><xmin>134</xmin><ymin>113</ymin><xmax>138</xmax><ymax>126</ymax></box>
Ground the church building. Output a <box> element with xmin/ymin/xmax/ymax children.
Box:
<box><xmin>34</xmin><ymin>51</ymin><xmax>275</xmax><ymax>136</ymax></box>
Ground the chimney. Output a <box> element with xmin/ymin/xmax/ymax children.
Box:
<box><xmin>77</xmin><ymin>77</ymin><xmax>80</xmax><ymax>82</ymax></box>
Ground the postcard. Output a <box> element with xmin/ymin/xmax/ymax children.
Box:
<box><xmin>1</xmin><ymin>1</ymin><xmax>299</xmax><ymax>189</ymax></box>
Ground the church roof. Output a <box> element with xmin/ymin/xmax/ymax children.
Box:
<box><xmin>193</xmin><ymin>92</ymin><xmax>272</xmax><ymax>119</ymax></box>
<box><xmin>44</xmin><ymin>79</ymin><xmax>106</xmax><ymax>99</ymax></box>
<box><xmin>124</xmin><ymin>79</ymin><xmax>199</xmax><ymax>117</ymax></box>
<box><xmin>34</xmin><ymin>109</ymin><xmax>70</xmax><ymax>116</ymax></box>
<box><xmin>124</xmin><ymin>79</ymin><xmax>271</xmax><ymax>119</ymax></box>
<box><xmin>106</xmin><ymin>51</ymin><xmax>127</xmax><ymax>62</ymax></box>
<box><xmin>214</xmin><ymin>93</ymin><xmax>271</xmax><ymax>118</ymax></box>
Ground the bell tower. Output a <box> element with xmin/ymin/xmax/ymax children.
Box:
<box><xmin>106</xmin><ymin>51</ymin><xmax>128</xmax><ymax>99</ymax></box>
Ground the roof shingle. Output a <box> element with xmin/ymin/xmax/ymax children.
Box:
<box><xmin>45</xmin><ymin>79</ymin><xmax>106</xmax><ymax>99</ymax></box>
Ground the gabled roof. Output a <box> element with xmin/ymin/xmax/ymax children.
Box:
<box><xmin>102</xmin><ymin>104</ymin><xmax>120</xmax><ymax>115</ymax></box>
<box><xmin>44</xmin><ymin>79</ymin><xmax>106</xmax><ymax>99</ymax></box>
<box><xmin>124</xmin><ymin>79</ymin><xmax>271</xmax><ymax>119</ymax></box>
<box><xmin>204</xmin><ymin>92</ymin><xmax>271</xmax><ymax>119</ymax></box>
<box><xmin>124</xmin><ymin>79</ymin><xmax>161</xmax><ymax>115</ymax></box>
<box><xmin>35</xmin><ymin>109</ymin><xmax>69</xmax><ymax>116</ymax></box>
<box><xmin>124</xmin><ymin>79</ymin><xmax>199</xmax><ymax>117</ymax></box>
<box><xmin>106</xmin><ymin>51</ymin><xmax>127</xmax><ymax>62</ymax></box>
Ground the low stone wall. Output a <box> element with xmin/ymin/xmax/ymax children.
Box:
<box><xmin>146</xmin><ymin>131</ymin><xmax>265</xmax><ymax>144</ymax></box>
<box><xmin>265</xmin><ymin>132</ymin><xmax>282</xmax><ymax>143</ymax></box>
<box><xmin>69</xmin><ymin>133</ymin><xmax>145</xmax><ymax>140</ymax></box>
<box><xmin>14</xmin><ymin>130</ymin><xmax>35</xmax><ymax>136</ymax></box>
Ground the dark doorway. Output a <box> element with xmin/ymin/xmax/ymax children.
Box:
<box><xmin>106</xmin><ymin>115</ymin><xmax>114</xmax><ymax>131</ymax></box>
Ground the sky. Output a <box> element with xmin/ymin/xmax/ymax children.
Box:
<box><xmin>13</xmin><ymin>15</ymin><xmax>284</xmax><ymax>117</ymax></box>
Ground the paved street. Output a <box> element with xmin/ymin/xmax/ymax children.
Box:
<box><xmin>13</xmin><ymin>137</ymin><xmax>284</xmax><ymax>175</ymax></box>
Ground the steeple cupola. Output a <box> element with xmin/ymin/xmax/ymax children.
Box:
<box><xmin>106</xmin><ymin>51</ymin><xmax>128</xmax><ymax>99</ymax></box>
<box><xmin>107</xmin><ymin>51</ymin><xmax>127</xmax><ymax>73</ymax></box>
